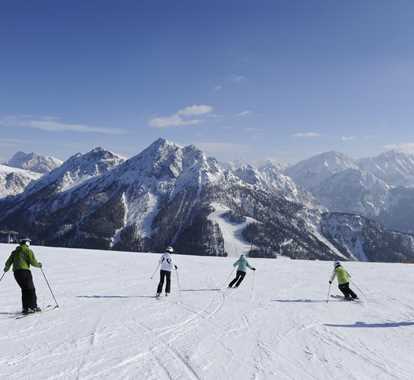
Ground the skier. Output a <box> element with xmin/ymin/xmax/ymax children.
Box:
<box><xmin>228</xmin><ymin>254</ymin><xmax>256</xmax><ymax>288</ymax></box>
<box><xmin>3</xmin><ymin>238</ymin><xmax>42</xmax><ymax>314</ymax></box>
<box><xmin>156</xmin><ymin>246</ymin><xmax>178</xmax><ymax>297</ymax></box>
<box><xmin>329</xmin><ymin>261</ymin><xmax>358</xmax><ymax>300</ymax></box>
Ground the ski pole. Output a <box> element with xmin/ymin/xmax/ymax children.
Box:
<box><xmin>222</xmin><ymin>267</ymin><xmax>236</xmax><ymax>289</ymax></box>
<box><xmin>41</xmin><ymin>268</ymin><xmax>59</xmax><ymax>308</ymax></box>
<box><xmin>0</xmin><ymin>272</ymin><xmax>6</xmax><ymax>283</ymax></box>
<box><xmin>250</xmin><ymin>270</ymin><xmax>256</xmax><ymax>301</ymax></box>
<box><xmin>174</xmin><ymin>267</ymin><xmax>181</xmax><ymax>291</ymax></box>
<box><xmin>150</xmin><ymin>263</ymin><xmax>160</xmax><ymax>280</ymax></box>
<box><xmin>326</xmin><ymin>283</ymin><xmax>332</xmax><ymax>303</ymax></box>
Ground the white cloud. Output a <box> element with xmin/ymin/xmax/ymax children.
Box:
<box><xmin>149</xmin><ymin>115</ymin><xmax>201</xmax><ymax>128</ymax></box>
<box><xmin>0</xmin><ymin>116</ymin><xmax>126</xmax><ymax>135</ymax></box>
<box><xmin>341</xmin><ymin>136</ymin><xmax>355</xmax><ymax>142</ymax></box>
<box><xmin>149</xmin><ymin>104</ymin><xmax>213</xmax><ymax>129</ymax></box>
<box><xmin>230</xmin><ymin>74</ymin><xmax>246</xmax><ymax>83</ymax></box>
<box><xmin>292</xmin><ymin>132</ymin><xmax>321</xmax><ymax>138</ymax></box>
<box><xmin>384</xmin><ymin>142</ymin><xmax>414</xmax><ymax>154</ymax></box>
<box><xmin>236</xmin><ymin>110</ymin><xmax>252</xmax><ymax>117</ymax></box>
<box><xmin>213</xmin><ymin>85</ymin><xmax>223</xmax><ymax>92</ymax></box>
<box><xmin>177</xmin><ymin>105</ymin><xmax>213</xmax><ymax>116</ymax></box>
<box><xmin>244</xmin><ymin>127</ymin><xmax>263</xmax><ymax>132</ymax></box>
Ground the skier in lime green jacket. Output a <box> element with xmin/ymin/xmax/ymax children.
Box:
<box><xmin>329</xmin><ymin>261</ymin><xmax>358</xmax><ymax>300</ymax></box>
<box><xmin>3</xmin><ymin>238</ymin><xmax>42</xmax><ymax>314</ymax></box>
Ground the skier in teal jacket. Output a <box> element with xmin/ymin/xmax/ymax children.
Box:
<box><xmin>228</xmin><ymin>254</ymin><xmax>256</xmax><ymax>288</ymax></box>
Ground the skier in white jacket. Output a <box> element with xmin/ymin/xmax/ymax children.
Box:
<box><xmin>156</xmin><ymin>246</ymin><xmax>178</xmax><ymax>297</ymax></box>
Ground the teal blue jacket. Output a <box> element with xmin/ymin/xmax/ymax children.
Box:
<box><xmin>233</xmin><ymin>255</ymin><xmax>253</xmax><ymax>272</ymax></box>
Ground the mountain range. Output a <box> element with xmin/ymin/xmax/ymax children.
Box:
<box><xmin>1</xmin><ymin>140</ymin><xmax>414</xmax><ymax>262</ymax></box>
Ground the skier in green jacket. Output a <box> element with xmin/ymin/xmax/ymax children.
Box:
<box><xmin>3</xmin><ymin>238</ymin><xmax>42</xmax><ymax>314</ymax></box>
<box><xmin>329</xmin><ymin>261</ymin><xmax>358</xmax><ymax>300</ymax></box>
<box><xmin>228</xmin><ymin>254</ymin><xmax>256</xmax><ymax>288</ymax></box>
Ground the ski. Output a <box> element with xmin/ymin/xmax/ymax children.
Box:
<box><xmin>330</xmin><ymin>295</ymin><xmax>362</xmax><ymax>303</ymax></box>
<box><xmin>15</xmin><ymin>305</ymin><xmax>58</xmax><ymax>319</ymax></box>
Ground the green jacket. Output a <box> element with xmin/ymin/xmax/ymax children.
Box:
<box><xmin>4</xmin><ymin>244</ymin><xmax>41</xmax><ymax>272</ymax></box>
<box><xmin>330</xmin><ymin>266</ymin><xmax>351</xmax><ymax>285</ymax></box>
<box><xmin>233</xmin><ymin>255</ymin><xmax>253</xmax><ymax>273</ymax></box>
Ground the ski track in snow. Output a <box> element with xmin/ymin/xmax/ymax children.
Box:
<box><xmin>1</xmin><ymin>244</ymin><xmax>414</xmax><ymax>379</ymax></box>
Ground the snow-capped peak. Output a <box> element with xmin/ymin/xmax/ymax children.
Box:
<box><xmin>26</xmin><ymin>147</ymin><xmax>125</xmax><ymax>194</ymax></box>
<box><xmin>7</xmin><ymin>151</ymin><xmax>63</xmax><ymax>174</ymax></box>
<box><xmin>286</xmin><ymin>151</ymin><xmax>359</xmax><ymax>191</ymax></box>
<box><xmin>358</xmin><ymin>150</ymin><xmax>414</xmax><ymax>187</ymax></box>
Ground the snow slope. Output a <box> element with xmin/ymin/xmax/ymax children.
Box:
<box><xmin>0</xmin><ymin>164</ymin><xmax>42</xmax><ymax>198</ymax></box>
<box><xmin>1</xmin><ymin>245</ymin><xmax>414</xmax><ymax>380</ymax></box>
<box><xmin>207</xmin><ymin>203</ymin><xmax>257</xmax><ymax>257</ymax></box>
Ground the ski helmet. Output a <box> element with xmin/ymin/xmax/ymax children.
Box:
<box><xmin>19</xmin><ymin>237</ymin><xmax>31</xmax><ymax>245</ymax></box>
<box><xmin>334</xmin><ymin>261</ymin><xmax>341</xmax><ymax>268</ymax></box>
<box><xmin>166</xmin><ymin>246</ymin><xmax>174</xmax><ymax>253</ymax></box>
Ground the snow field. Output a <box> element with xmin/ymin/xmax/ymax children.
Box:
<box><xmin>1</xmin><ymin>244</ymin><xmax>414</xmax><ymax>380</ymax></box>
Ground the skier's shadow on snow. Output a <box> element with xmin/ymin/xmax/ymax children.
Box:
<box><xmin>77</xmin><ymin>295</ymin><xmax>155</xmax><ymax>299</ymax></box>
<box><xmin>180</xmin><ymin>288</ymin><xmax>221</xmax><ymax>292</ymax></box>
<box><xmin>272</xmin><ymin>299</ymin><xmax>338</xmax><ymax>303</ymax></box>
<box><xmin>325</xmin><ymin>321</ymin><xmax>414</xmax><ymax>328</ymax></box>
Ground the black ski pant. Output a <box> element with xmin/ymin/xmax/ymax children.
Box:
<box><xmin>157</xmin><ymin>270</ymin><xmax>171</xmax><ymax>294</ymax></box>
<box><xmin>229</xmin><ymin>270</ymin><xmax>246</xmax><ymax>288</ymax></box>
<box><xmin>14</xmin><ymin>270</ymin><xmax>38</xmax><ymax>311</ymax></box>
<box><xmin>338</xmin><ymin>283</ymin><xmax>358</xmax><ymax>299</ymax></box>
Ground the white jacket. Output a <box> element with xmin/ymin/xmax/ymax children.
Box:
<box><xmin>159</xmin><ymin>252</ymin><xmax>174</xmax><ymax>272</ymax></box>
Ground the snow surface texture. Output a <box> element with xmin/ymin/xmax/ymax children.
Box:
<box><xmin>7</xmin><ymin>151</ymin><xmax>63</xmax><ymax>174</ymax></box>
<box><xmin>1</xmin><ymin>244</ymin><xmax>414</xmax><ymax>380</ymax></box>
<box><xmin>0</xmin><ymin>164</ymin><xmax>41</xmax><ymax>198</ymax></box>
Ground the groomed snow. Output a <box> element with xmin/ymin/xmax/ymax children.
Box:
<box><xmin>208</xmin><ymin>203</ymin><xmax>257</xmax><ymax>257</ymax></box>
<box><xmin>1</xmin><ymin>244</ymin><xmax>414</xmax><ymax>380</ymax></box>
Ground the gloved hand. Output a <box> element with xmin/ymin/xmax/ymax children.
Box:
<box><xmin>38</xmin><ymin>262</ymin><xmax>43</xmax><ymax>268</ymax></box>
<box><xmin>174</xmin><ymin>265</ymin><xmax>178</xmax><ymax>270</ymax></box>
<box><xmin>3</xmin><ymin>267</ymin><xmax>8</xmax><ymax>272</ymax></box>
<box><xmin>252</xmin><ymin>267</ymin><xmax>256</xmax><ymax>271</ymax></box>
<box><xmin>329</xmin><ymin>281</ymin><xmax>332</xmax><ymax>284</ymax></box>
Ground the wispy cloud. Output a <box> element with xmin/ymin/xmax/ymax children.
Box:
<box><xmin>230</xmin><ymin>74</ymin><xmax>246</xmax><ymax>83</ymax></box>
<box><xmin>341</xmin><ymin>136</ymin><xmax>355</xmax><ymax>142</ymax></box>
<box><xmin>384</xmin><ymin>142</ymin><xmax>414</xmax><ymax>154</ymax></box>
<box><xmin>213</xmin><ymin>85</ymin><xmax>223</xmax><ymax>92</ymax></box>
<box><xmin>149</xmin><ymin>104</ymin><xmax>213</xmax><ymax>128</ymax></box>
<box><xmin>244</xmin><ymin>127</ymin><xmax>263</xmax><ymax>132</ymax></box>
<box><xmin>0</xmin><ymin>116</ymin><xmax>126</xmax><ymax>135</ymax></box>
<box><xmin>235</xmin><ymin>110</ymin><xmax>252</xmax><ymax>117</ymax></box>
<box><xmin>292</xmin><ymin>132</ymin><xmax>321</xmax><ymax>138</ymax></box>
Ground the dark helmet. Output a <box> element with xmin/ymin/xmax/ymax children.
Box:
<box><xmin>334</xmin><ymin>261</ymin><xmax>341</xmax><ymax>268</ymax></box>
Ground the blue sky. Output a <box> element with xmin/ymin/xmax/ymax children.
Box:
<box><xmin>1</xmin><ymin>0</ymin><xmax>414</xmax><ymax>164</ymax></box>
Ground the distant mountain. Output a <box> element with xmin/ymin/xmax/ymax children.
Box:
<box><xmin>358</xmin><ymin>150</ymin><xmax>414</xmax><ymax>187</ymax></box>
<box><xmin>314</xmin><ymin>168</ymin><xmax>390</xmax><ymax>217</ymax></box>
<box><xmin>0</xmin><ymin>165</ymin><xmax>41</xmax><ymax>199</ymax></box>
<box><xmin>321</xmin><ymin>212</ymin><xmax>414</xmax><ymax>262</ymax></box>
<box><xmin>286</xmin><ymin>151</ymin><xmax>359</xmax><ymax>191</ymax></box>
<box><xmin>24</xmin><ymin>147</ymin><xmax>125</xmax><ymax>196</ymax></box>
<box><xmin>1</xmin><ymin>140</ymin><xmax>414</xmax><ymax>262</ymax></box>
<box><xmin>7</xmin><ymin>151</ymin><xmax>62</xmax><ymax>174</ymax></box>
<box><xmin>233</xmin><ymin>162</ymin><xmax>317</xmax><ymax>207</ymax></box>
<box><xmin>378</xmin><ymin>187</ymin><xmax>414</xmax><ymax>234</ymax></box>
<box><xmin>0</xmin><ymin>139</ymin><xmax>344</xmax><ymax>260</ymax></box>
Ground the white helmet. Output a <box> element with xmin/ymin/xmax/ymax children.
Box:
<box><xmin>20</xmin><ymin>237</ymin><xmax>31</xmax><ymax>246</ymax></box>
<box><xmin>166</xmin><ymin>246</ymin><xmax>174</xmax><ymax>253</ymax></box>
